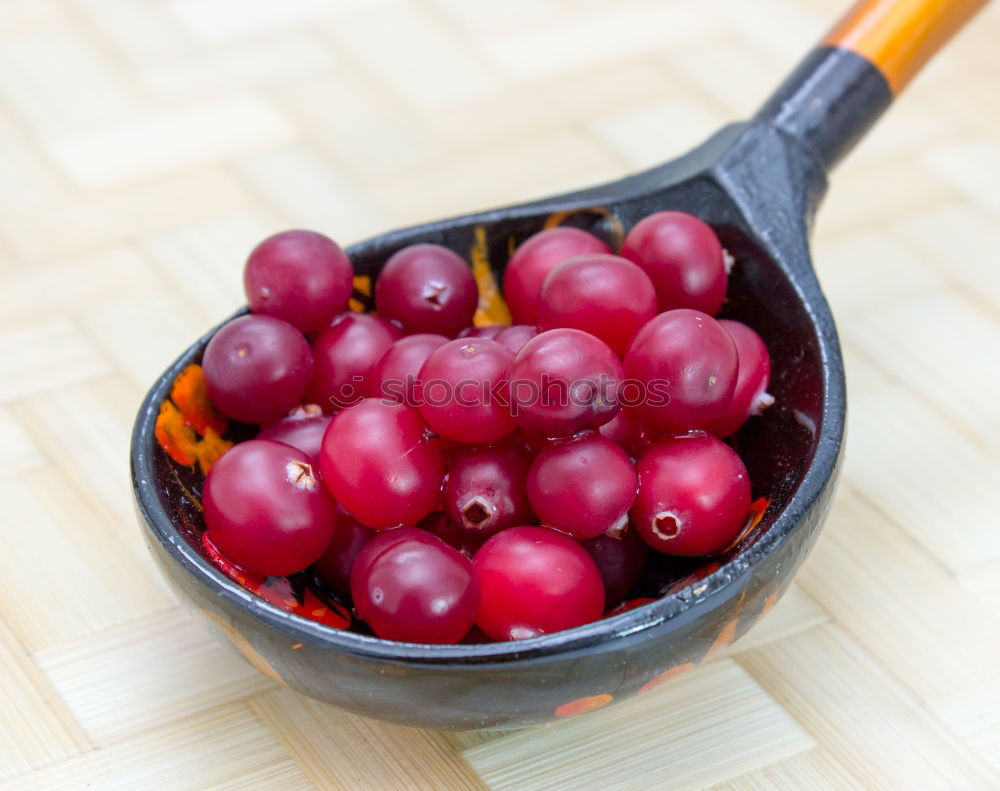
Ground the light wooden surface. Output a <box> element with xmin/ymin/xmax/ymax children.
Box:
<box><xmin>0</xmin><ymin>1</ymin><xmax>998</xmax><ymax>789</ymax></box>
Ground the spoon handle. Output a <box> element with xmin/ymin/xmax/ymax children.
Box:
<box><xmin>755</xmin><ymin>0</ymin><xmax>989</xmax><ymax>171</ymax></box>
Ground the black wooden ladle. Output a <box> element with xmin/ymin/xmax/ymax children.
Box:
<box><xmin>132</xmin><ymin>0</ymin><xmax>989</xmax><ymax>729</ymax></box>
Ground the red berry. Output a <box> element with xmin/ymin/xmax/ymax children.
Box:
<box><xmin>707</xmin><ymin>320</ymin><xmax>773</xmax><ymax>438</ymax></box>
<box><xmin>623</xmin><ymin>309</ymin><xmax>738</xmax><ymax>434</ymax></box>
<box><xmin>244</xmin><ymin>230</ymin><xmax>354</xmax><ymax>333</ymax></box>
<box><xmin>527</xmin><ymin>435</ymin><xmax>637</xmax><ymax>540</ymax></box>
<box><xmin>351</xmin><ymin>527</ymin><xmax>478</xmax><ymax>644</ymax></box>
<box><xmin>417</xmin><ymin>338</ymin><xmax>516</xmax><ymax>445</ymax></box>
<box><xmin>443</xmin><ymin>442</ymin><xmax>534</xmax><ymax>539</ymax></box>
<box><xmin>306</xmin><ymin>312</ymin><xmax>399</xmax><ymax>411</ymax></box>
<box><xmin>538</xmin><ymin>253</ymin><xmax>657</xmax><ymax>356</ymax></box>
<box><xmin>313</xmin><ymin>512</ymin><xmax>376</xmax><ymax>594</ymax></box>
<box><xmin>257</xmin><ymin>405</ymin><xmax>332</xmax><ymax>463</ymax></box>
<box><xmin>494</xmin><ymin>324</ymin><xmax>538</xmax><ymax>355</ymax></box>
<box><xmin>375</xmin><ymin>244</ymin><xmax>478</xmax><ymax>337</ymax></box>
<box><xmin>508</xmin><ymin>328</ymin><xmax>623</xmax><ymax>437</ymax></box>
<box><xmin>632</xmin><ymin>435</ymin><xmax>751</xmax><ymax>556</ymax></box>
<box><xmin>581</xmin><ymin>528</ymin><xmax>649</xmax><ymax>609</ymax></box>
<box><xmin>203</xmin><ymin>440</ymin><xmax>337</xmax><ymax>577</ymax></box>
<box><xmin>319</xmin><ymin>399</ymin><xmax>445</xmax><ymax>529</ymax></box>
<box><xmin>458</xmin><ymin>325</ymin><xmax>503</xmax><ymax>340</ymax></box>
<box><xmin>503</xmin><ymin>227</ymin><xmax>610</xmax><ymax>324</ymax></box>
<box><xmin>371</xmin><ymin>333</ymin><xmax>449</xmax><ymax>405</ymax></box>
<box><xmin>418</xmin><ymin>510</ymin><xmax>484</xmax><ymax>556</ymax></box>
<box><xmin>203</xmin><ymin>314</ymin><xmax>313</xmax><ymax>425</ymax></box>
<box><xmin>598</xmin><ymin>407</ymin><xmax>650</xmax><ymax>459</ymax></box>
<box><xmin>620</xmin><ymin>211</ymin><xmax>728</xmax><ymax>315</ymax></box>
<box><xmin>474</xmin><ymin>526</ymin><xmax>605</xmax><ymax>640</ymax></box>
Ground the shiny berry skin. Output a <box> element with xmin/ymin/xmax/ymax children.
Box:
<box><xmin>473</xmin><ymin>526</ymin><xmax>605</xmax><ymax>640</ymax></box>
<box><xmin>623</xmin><ymin>309</ymin><xmax>738</xmax><ymax>434</ymax></box>
<box><xmin>458</xmin><ymin>325</ymin><xmax>503</xmax><ymax>340</ymax></box>
<box><xmin>418</xmin><ymin>338</ymin><xmax>516</xmax><ymax>444</ymax></box>
<box><xmin>351</xmin><ymin>526</ymin><xmax>425</xmax><ymax>581</ymax></box>
<box><xmin>508</xmin><ymin>328</ymin><xmax>622</xmax><ymax>437</ymax></box>
<box><xmin>494</xmin><ymin>324</ymin><xmax>538</xmax><ymax>355</ymax></box>
<box><xmin>203</xmin><ymin>440</ymin><xmax>337</xmax><ymax>577</ymax></box>
<box><xmin>538</xmin><ymin>253</ymin><xmax>657</xmax><ymax>356</ymax></box>
<box><xmin>503</xmin><ymin>227</ymin><xmax>611</xmax><ymax>325</ymax></box>
<box><xmin>598</xmin><ymin>407</ymin><xmax>650</xmax><ymax>459</ymax></box>
<box><xmin>443</xmin><ymin>442</ymin><xmax>534</xmax><ymax>538</ymax></box>
<box><xmin>351</xmin><ymin>527</ymin><xmax>478</xmax><ymax>644</ymax></box>
<box><xmin>313</xmin><ymin>512</ymin><xmax>375</xmax><ymax>594</ymax></box>
<box><xmin>257</xmin><ymin>405</ymin><xmax>332</xmax><ymax>463</ymax></box>
<box><xmin>632</xmin><ymin>435</ymin><xmax>751</xmax><ymax>556</ymax></box>
<box><xmin>203</xmin><ymin>315</ymin><xmax>313</xmax><ymax>425</ymax></box>
<box><xmin>418</xmin><ymin>510</ymin><xmax>484</xmax><ymax>556</ymax></box>
<box><xmin>372</xmin><ymin>333</ymin><xmax>449</xmax><ymax>405</ymax></box>
<box><xmin>319</xmin><ymin>399</ymin><xmax>445</xmax><ymax>529</ymax></box>
<box><xmin>581</xmin><ymin>528</ymin><xmax>650</xmax><ymax>608</ymax></box>
<box><xmin>306</xmin><ymin>312</ymin><xmax>399</xmax><ymax>411</ymax></box>
<box><xmin>244</xmin><ymin>230</ymin><xmax>354</xmax><ymax>333</ymax></box>
<box><xmin>527</xmin><ymin>435</ymin><xmax>637</xmax><ymax>540</ymax></box>
<box><xmin>620</xmin><ymin>211</ymin><xmax>728</xmax><ymax>315</ymax></box>
<box><xmin>375</xmin><ymin>244</ymin><xmax>478</xmax><ymax>337</ymax></box>
<box><xmin>707</xmin><ymin>320</ymin><xmax>773</xmax><ymax>438</ymax></box>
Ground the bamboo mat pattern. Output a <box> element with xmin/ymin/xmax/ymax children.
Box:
<box><xmin>1</xmin><ymin>1</ymin><xmax>998</xmax><ymax>789</ymax></box>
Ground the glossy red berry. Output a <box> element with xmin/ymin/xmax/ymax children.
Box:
<box><xmin>527</xmin><ymin>435</ymin><xmax>637</xmax><ymax>540</ymax></box>
<box><xmin>581</xmin><ymin>527</ymin><xmax>650</xmax><ymax>608</ymax></box>
<box><xmin>598</xmin><ymin>407</ymin><xmax>650</xmax><ymax>459</ymax></box>
<box><xmin>443</xmin><ymin>442</ymin><xmax>534</xmax><ymax>539</ymax></box>
<box><xmin>458</xmin><ymin>325</ymin><xmax>503</xmax><ymax>340</ymax></box>
<box><xmin>319</xmin><ymin>399</ymin><xmax>445</xmax><ymax>529</ymax></box>
<box><xmin>257</xmin><ymin>405</ymin><xmax>332</xmax><ymax>463</ymax></box>
<box><xmin>474</xmin><ymin>526</ymin><xmax>605</xmax><ymax>640</ymax></box>
<box><xmin>623</xmin><ymin>309</ymin><xmax>738</xmax><ymax>434</ymax></box>
<box><xmin>503</xmin><ymin>227</ymin><xmax>611</xmax><ymax>325</ymax></box>
<box><xmin>707</xmin><ymin>319</ymin><xmax>774</xmax><ymax>438</ymax></box>
<box><xmin>375</xmin><ymin>244</ymin><xmax>478</xmax><ymax>337</ymax></box>
<box><xmin>494</xmin><ymin>324</ymin><xmax>538</xmax><ymax>355</ymax></box>
<box><xmin>538</xmin><ymin>253</ymin><xmax>657</xmax><ymax>356</ymax></box>
<box><xmin>203</xmin><ymin>440</ymin><xmax>337</xmax><ymax>577</ymax></box>
<box><xmin>371</xmin><ymin>333</ymin><xmax>449</xmax><ymax>405</ymax></box>
<box><xmin>620</xmin><ymin>211</ymin><xmax>728</xmax><ymax>315</ymax></box>
<box><xmin>313</xmin><ymin>512</ymin><xmax>376</xmax><ymax>594</ymax></box>
<box><xmin>508</xmin><ymin>328</ymin><xmax>622</xmax><ymax>437</ymax></box>
<box><xmin>417</xmin><ymin>338</ymin><xmax>516</xmax><ymax>444</ymax></box>
<box><xmin>306</xmin><ymin>312</ymin><xmax>399</xmax><ymax>411</ymax></box>
<box><xmin>203</xmin><ymin>314</ymin><xmax>313</xmax><ymax>425</ymax></box>
<box><xmin>417</xmin><ymin>510</ymin><xmax>484</xmax><ymax>556</ymax></box>
<box><xmin>632</xmin><ymin>434</ymin><xmax>751</xmax><ymax>556</ymax></box>
<box><xmin>244</xmin><ymin>230</ymin><xmax>354</xmax><ymax>333</ymax></box>
<box><xmin>351</xmin><ymin>527</ymin><xmax>478</xmax><ymax>644</ymax></box>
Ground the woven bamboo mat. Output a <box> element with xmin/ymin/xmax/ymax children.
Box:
<box><xmin>1</xmin><ymin>1</ymin><xmax>998</xmax><ymax>788</ymax></box>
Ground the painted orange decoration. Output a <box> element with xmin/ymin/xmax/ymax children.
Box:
<box><xmin>722</xmin><ymin>496</ymin><xmax>772</xmax><ymax>552</ymax></box>
<box><xmin>542</xmin><ymin>207</ymin><xmax>626</xmax><ymax>249</ymax></box>
<box><xmin>753</xmin><ymin>588</ymin><xmax>782</xmax><ymax>628</ymax></box>
<box><xmin>349</xmin><ymin>274</ymin><xmax>372</xmax><ymax>313</ymax></box>
<box><xmin>638</xmin><ymin>662</ymin><xmax>696</xmax><ymax>694</ymax></box>
<box><xmin>202</xmin><ymin>534</ymin><xmax>350</xmax><ymax>629</ymax></box>
<box><xmin>155</xmin><ymin>364</ymin><xmax>233</xmax><ymax>474</ymax></box>
<box><xmin>200</xmin><ymin>609</ymin><xmax>286</xmax><ymax>686</ymax></box>
<box><xmin>823</xmin><ymin>0</ymin><xmax>988</xmax><ymax>94</ymax></box>
<box><xmin>703</xmin><ymin>618</ymin><xmax>739</xmax><ymax>663</ymax></box>
<box><xmin>471</xmin><ymin>226</ymin><xmax>512</xmax><ymax>327</ymax></box>
<box><xmin>292</xmin><ymin>590</ymin><xmax>351</xmax><ymax>631</ymax></box>
<box><xmin>554</xmin><ymin>693</ymin><xmax>614</xmax><ymax>718</ymax></box>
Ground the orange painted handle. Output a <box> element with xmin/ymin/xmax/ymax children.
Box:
<box><xmin>824</xmin><ymin>0</ymin><xmax>989</xmax><ymax>94</ymax></box>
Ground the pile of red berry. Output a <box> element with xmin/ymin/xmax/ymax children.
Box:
<box><xmin>197</xmin><ymin>213</ymin><xmax>774</xmax><ymax>645</ymax></box>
